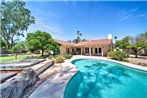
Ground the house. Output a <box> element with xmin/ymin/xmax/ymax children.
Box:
<box><xmin>56</xmin><ymin>34</ymin><xmax>113</xmax><ymax>56</ymax></box>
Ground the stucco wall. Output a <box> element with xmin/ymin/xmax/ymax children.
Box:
<box><xmin>59</xmin><ymin>44</ymin><xmax>111</xmax><ymax>56</ymax></box>
<box><xmin>60</xmin><ymin>46</ymin><xmax>66</xmax><ymax>54</ymax></box>
<box><xmin>102</xmin><ymin>45</ymin><xmax>110</xmax><ymax>56</ymax></box>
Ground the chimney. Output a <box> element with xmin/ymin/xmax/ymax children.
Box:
<box><xmin>107</xmin><ymin>34</ymin><xmax>112</xmax><ymax>39</ymax></box>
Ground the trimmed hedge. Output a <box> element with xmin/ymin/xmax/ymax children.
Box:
<box><xmin>108</xmin><ymin>51</ymin><xmax>129</xmax><ymax>61</ymax></box>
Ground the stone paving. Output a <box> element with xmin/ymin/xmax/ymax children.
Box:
<box><xmin>29</xmin><ymin>59</ymin><xmax>78</xmax><ymax>98</ymax></box>
<box><xmin>22</xmin><ymin>64</ymin><xmax>63</xmax><ymax>98</ymax></box>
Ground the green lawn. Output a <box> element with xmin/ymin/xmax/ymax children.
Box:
<box><xmin>0</xmin><ymin>55</ymin><xmax>29</xmax><ymax>62</ymax></box>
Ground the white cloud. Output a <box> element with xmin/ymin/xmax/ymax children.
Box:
<box><xmin>25</xmin><ymin>4</ymin><xmax>63</xmax><ymax>39</ymax></box>
<box><xmin>118</xmin><ymin>8</ymin><xmax>138</xmax><ymax>22</ymax></box>
<box><xmin>27</xmin><ymin>17</ymin><xmax>63</xmax><ymax>39</ymax></box>
<box><xmin>118</xmin><ymin>14</ymin><xmax>131</xmax><ymax>22</ymax></box>
<box><xmin>136</xmin><ymin>14</ymin><xmax>147</xmax><ymax>18</ymax></box>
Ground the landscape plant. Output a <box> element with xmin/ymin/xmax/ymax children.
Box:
<box><xmin>54</xmin><ymin>56</ymin><xmax>64</xmax><ymax>63</ymax></box>
<box><xmin>108</xmin><ymin>51</ymin><xmax>129</xmax><ymax>61</ymax></box>
<box><xmin>63</xmin><ymin>54</ymin><xmax>73</xmax><ymax>59</ymax></box>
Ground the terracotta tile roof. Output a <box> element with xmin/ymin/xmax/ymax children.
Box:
<box><xmin>56</xmin><ymin>39</ymin><xmax>112</xmax><ymax>46</ymax></box>
<box><xmin>55</xmin><ymin>40</ymin><xmax>75</xmax><ymax>46</ymax></box>
<box><xmin>75</xmin><ymin>39</ymin><xmax>112</xmax><ymax>46</ymax></box>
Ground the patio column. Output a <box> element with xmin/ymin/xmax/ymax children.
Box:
<box><xmin>102</xmin><ymin>46</ymin><xmax>104</xmax><ymax>57</ymax></box>
<box><xmin>81</xmin><ymin>47</ymin><xmax>82</xmax><ymax>55</ymax></box>
<box><xmin>84</xmin><ymin>47</ymin><xmax>85</xmax><ymax>54</ymax></box>
<box><xmin>89</xmin><ymin>46</ymin><xmax>91</xmax><ymax>56</ymax></box>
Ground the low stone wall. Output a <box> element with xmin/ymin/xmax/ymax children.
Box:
<box><xmin>0</xmin><ymin>68</ymin><xmax>38</xmax><ymax>98</ymax></box>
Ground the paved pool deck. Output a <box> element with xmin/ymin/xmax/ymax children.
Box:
<box><xmin>29</xmin><ymin>55</ymin><xmax>147</xmax><ymax>98</ymax></box>
<box><xmin>29</xmin><ymin>58</ymin><xmax>78</xmax><ymax>98</ymax></box>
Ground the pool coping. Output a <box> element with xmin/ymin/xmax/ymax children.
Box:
<box><xmin>71</xmin><ymin>55</ymin><xmax>147</xmax><ymax>71</ymax></box>
<box><xmin>29</xmin><ymin>55</ymin><xmax>147</xmax><ymax>98</ymax></box>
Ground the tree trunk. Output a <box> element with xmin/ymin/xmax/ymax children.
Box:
<box><xmin>15</xmin><ymin>50</ymin><xmax>18</xmax><ymax>60</ymax></box>
<box><xmin>15</xmin><ymin>53</ymin><xmax>18</xmax><ymax>60</ymax></box>
<box><xmin>41</xmin><ymin>50</ymin><xmax>44</xmax><ymax>56</ymax></box>
<box><xmin>5</xmin><ymin>40</ymin><xmax>11</xmax><ymax>49</ymax></box>
<box><xmin>134</xmin><ymin>50</ymin><xmax>138</xmax><ymax>58</ymax></box>
<box><xmin>8</xmin><ymin>43</ymin><xmax>11</xmax><ymax>49</ymax></box>
<box><xmin>10</xmin><ymin>40</ymin><xmax>14</xmax><ymax>49</ymax></box>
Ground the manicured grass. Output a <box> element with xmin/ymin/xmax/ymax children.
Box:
<box><xmin>0</xmin><ymin>55</ymin><xmax>29</xmax><ymax>62</ymax></box>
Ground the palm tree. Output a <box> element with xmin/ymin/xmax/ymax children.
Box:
<box><xmin>114</xmin><ymin>36</ymin><xmax>117</xmax><ymax>42</ymax></box>
<box><xmin>76</xmin><ymin>31</ymin><xmax>82</xmax><ymax>43</ymax></box>
<box><xmin>114</xmin><ymin>36</ymin><xmax>117</xmax><ymax>49</ymax></box>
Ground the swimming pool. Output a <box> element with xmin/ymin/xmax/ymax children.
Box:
<box><xmin>64</xmin><ymin>59</ymin><xmax>147</xmax><ymax>98</ymax></box>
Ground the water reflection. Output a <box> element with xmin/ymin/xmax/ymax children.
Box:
<box><xmin>65</xmin><ymin>59</ymin><xmax>146</xmax><ymax>98</ymax></box>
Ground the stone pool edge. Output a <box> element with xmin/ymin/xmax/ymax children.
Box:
<box><xmin>72</xmin><ymin>55</ymin><xmax>147</xmax><ymax>72</ymax></box>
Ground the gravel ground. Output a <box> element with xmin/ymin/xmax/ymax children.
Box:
<box><xmin>128</xmin><ymin>56</ymin><xmax>147</xmax><ymax>66</ymax></box>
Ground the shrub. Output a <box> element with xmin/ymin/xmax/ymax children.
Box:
<box><xmin>54</xmin><ymin>56</ymin><xmax>64</xmax><ymax>63</ymax></box>
<box><xmin>63</xmin><ymin>54</ymin><xmax>72</xmax><ymax>59</ymax></box>
<box><xmin>108</xmin><ymin>51</ymin><xmax>129</xmax><ymax>61</ymax></box>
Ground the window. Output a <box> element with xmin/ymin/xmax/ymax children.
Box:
<box><xmin>95</xmin><ymin>48</ymin><xmax>98</xmax><ymax>54</ymax></box>
<box><xmin>76</xmin><ymin>48</ymin><xmax>81</xmax><ymax>54</ymax></box>
<box><xmin>66</xmin><ymin>48</ymin><xmax>70</xmax><ymax>53</ymax></box>
<box><xmin>72</xmin><ymin>48</ymin><xmax>74</xmax><ymax>52</ymax></box>
<box><xmin>91</xmin><ymin>47</ymin><xmax>93</xmax><ymax>54</ymax></box>
<box><xmin>85</xmin><ymin>48</ymin><xmax>89</xmax><ymax>54</ymax></box>
<box><xmin>99</xmin><ymin>48</ymin><xmax>101</xmax><ymax>54</ymax></box>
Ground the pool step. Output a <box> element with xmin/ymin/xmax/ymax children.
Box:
<box><xmin>0</xmin><ymin>72</ymin><xmax>17</xmax><ymax>83</ymax></box>
<box><xmin>0</xmin><ymin>60</ymin><xmax>54</xmax><ymax>83</ymax></box>
<box><xmin>35</xmin><ymin>61</ymin><xmax>54</xmax><ymax>76</ymax></box>
<box><xmin>0</xmin><ymin>59</ymin><xmax>45</xmax><ymax>70</ymax></box>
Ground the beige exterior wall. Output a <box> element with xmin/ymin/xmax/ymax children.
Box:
<box><xmin>102</xmin><ymin>45</ymin><xmax>111</xmax><ymax>56</ymax></box>
<box><xmin>60</xmin><ymin>46</ymin><xmax>66</xmax><ymax>54</ymax></box>
<box><xmin>59</xmin><ymin>44</ymin><xmax>112</xmax><ymax>56</ymax></box>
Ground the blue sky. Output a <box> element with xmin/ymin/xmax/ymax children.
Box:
<box><xmin>25</xmin><ymin>1</ymin><xmax>147</xmax><ymax>41</ymax></box>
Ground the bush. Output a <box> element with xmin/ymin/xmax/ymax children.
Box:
<box><xmin>54</xmin><ymin>56</ymin><xmax>64</xmax><ymax>63</ymax></box>
<box><xmin>63</xmin><ymin>54</ymin><xmax>72</xmax><ymax>59</ymax></box>
<box><xmin>108</xmin><ymin>51</ymin><xmax>129</xmax><ymax>61</ymax></box>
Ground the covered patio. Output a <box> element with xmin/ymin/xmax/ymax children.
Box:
<box><xmin>56</xmin><ymin>39</ymin><xmax>112</xmax><ymax>56</ymax></box>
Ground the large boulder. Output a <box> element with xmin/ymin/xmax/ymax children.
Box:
<box><xmin>0</xmin><ymin>68</ymin><xmax>38</xmax><ymax>98</ymax></box>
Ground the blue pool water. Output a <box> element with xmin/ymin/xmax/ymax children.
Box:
<box><xmin>64</xmin><ymin>59</ymin><xmax>147</xmax><ymax>98</ymax></box>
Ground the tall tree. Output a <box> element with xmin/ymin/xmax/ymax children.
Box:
<box><xmin>114</xmin><ymin>36</ymin><xmax>118</xmax><ymax>48</ymax></box>
<box><xmin>1</xmin><ymin>0</ymin><xmax>35</xmax><ymax>49</ymax></box>
<box><xmin>115</xmin><ymin>36</ymin><xmax>130</xmax><ymax>49</ymax></box>
<box><xmin>128</xmin><ymin>33</ymin><xmax>147</xmax><ymax>58</ymax></box>
<box><xmin>76</xmin><ymin>30</ymin><xmax>82</xmax><ymax>43</ymax></box>
<box><xmin>11</xmin><ymin>41</ymin><xmax>27</xmax><ymax>59</ymax></box>
<box><xmin>26</xmin><ymin>30</ymin><xmax>59</xmax><ymax>56</ymax></box>
<box><xmin>114</xmin><ymin>36</ymin><xmax>117</xmax><ymax>42</ymax></box>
